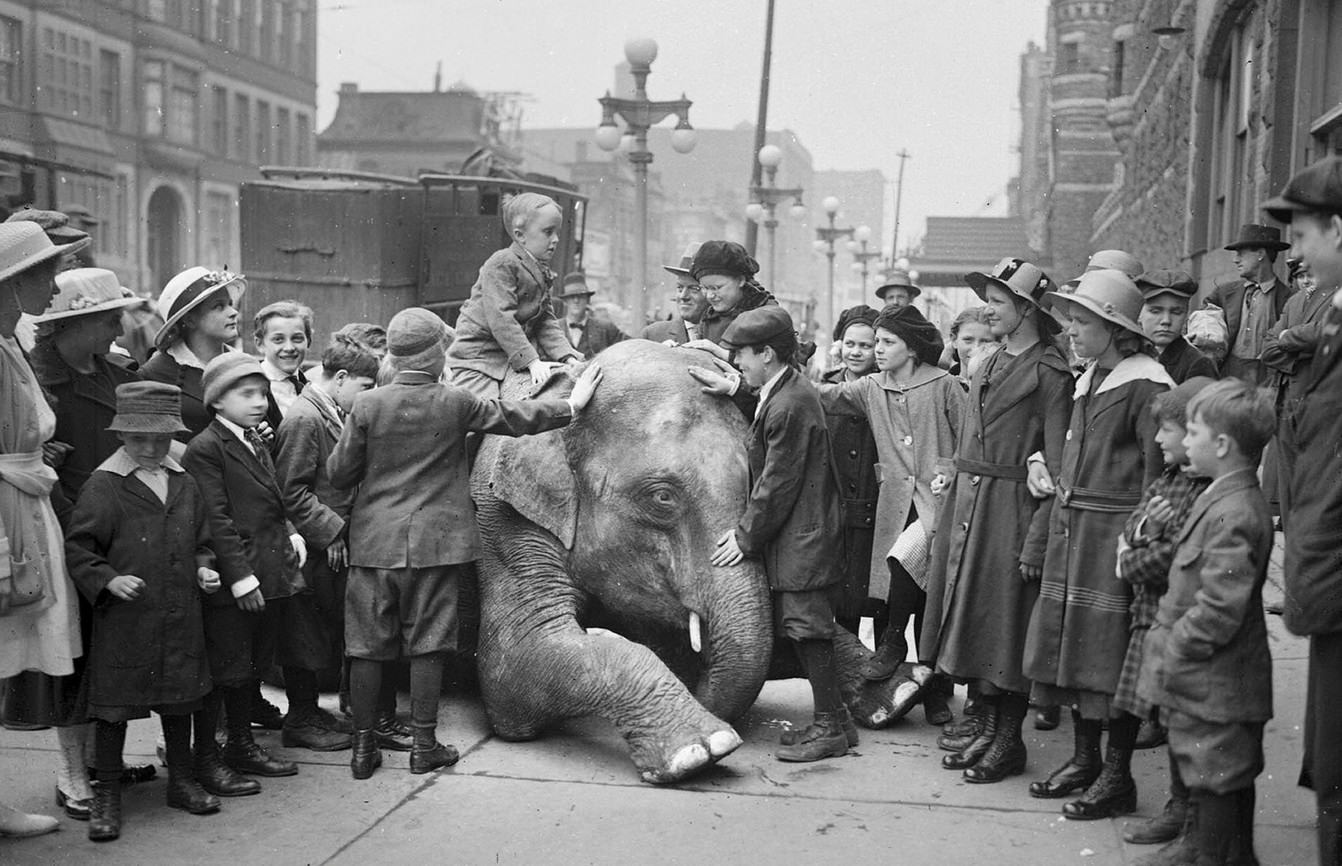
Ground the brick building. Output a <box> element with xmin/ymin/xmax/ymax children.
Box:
<box><xmin>1019</xmin><ymin>0</ymin><xmax>1342</xmax><ymax>289</ymax></box>
<box><xmin>0</xmin><ymin>0</ymin><xmax>317</xmax><ymax>295</ymax></box>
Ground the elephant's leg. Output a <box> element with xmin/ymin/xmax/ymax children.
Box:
<box><xmin>832</xmin><ymin>627</ymin><xmax>933</xmax><ymax>728</ymax></box>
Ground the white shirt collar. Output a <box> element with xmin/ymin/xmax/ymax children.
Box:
<box><xmin>754</xmin><ymin>366</ymin><xmax>788</xmax><ymax>418</ymax></box>
<box><xmin>98</xmin><ymin>447</ymin><xmax>184</xmax><ymax>476</ymax></box>
<box><xmin>215</xmin><ymin>414</ymin><xmax>255</xmax><ymax>447</ymax></box>
<box><xmin>167</xmin><ymin>341</ymin><xmax>236</xmax><ymax>371</ymax></box>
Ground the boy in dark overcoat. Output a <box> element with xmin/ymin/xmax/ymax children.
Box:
<box><xmin>65</xmin><ymin>382</ymin><xmax>222</xmax><ymax>840</ymax></box>
<box><xmin>1136</xmin><ymin>378</ymin><xmax>1277</xmax><ymax>865</ymax></box>
<box><xmin>184</xmin><ymin>352</ymin><xmax>326</xmax><ymax>788</ymax></box>
<box><xmin>328</xmin><ymin>307</ymin><xmax>602</xmax><ymax>780</ymax></box>
<box><xmin>698</xmin><ymin>305</ymin><xmax>849</xmax><ymax>764</ymax></box>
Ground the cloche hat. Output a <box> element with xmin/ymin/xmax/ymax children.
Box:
<box><xmin>108</xmin><ymin>381</ymin><xmax>189</xmax><ymax>434</ymax></box>
<box><xmin>1045</xmin><ymin>269</ymin><xmax>1145</xmax><ymax>337</ymax></box>
<box><xmin>691</xmin><ymin>241</ymin><xmax>760</xmax><ymax>282</ymax></box>
<box><xmin>154</xmin><ymin>266</ymin><xmax>246</xmax><ymax>349</ymax></box>
<box><xmin>35</xmin><ymin>268</ymin><xmax>143</xmax><ymax>322</ymax></box>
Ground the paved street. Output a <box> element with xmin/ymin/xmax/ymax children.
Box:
<box><xmin>1</xmin><ymin>585</ymin><xmax>1315</xmax><ymax>865</ymax></box>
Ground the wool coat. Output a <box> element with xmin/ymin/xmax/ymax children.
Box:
<box><xmin>735</xmin><ymin>366</ymin><xmax>840</xmax><ymax>593</ymax></box>
<box><xmin>920</xmin><ymin>342</ymin><xmax>1073</xmax><ymax>693</ymax></box>
<box><xmin>820</xmin><ymin>366</ymin><xmax>879</xmax><ymax>625</ymax></box>
<box><xmin>566</xmin><ymin>317</ymin><xmax>627</xmax><ymax>359</ymax></box>
<box><xmin>447</xmin><ymin>242</ymin><xmax>580</xmax><ymax>383</ymax></box>
<box><xmin>274</xmin><ymin>387</ymin><xmax>350</xmax><ymax>550</ymax></box>
<box><xmin>1204</xmin><ymin>277</ymin><xmax>1293</xmax><ymax>359</ymax></box>
<box><xmin>328</xmin><ymin>370</ymin><xmax>572</xmax><ymax>569</ymax></box>
<box><xmin>30</xmin><ymin>342</ymin><xmax>140</xmax><ymax>504</ymax></box>
<box><xmin>1283</xmin><ymin>305</ymin><xmax>1342</xmax><ymax>636</ymax></box>
<box><xmin>1023</xmin><ymin>353</ymin><xmax>1172</xmax><ymax>701</ymax></box>
<box><xmin>65</xmin><ymin>457</ymin><xmax>214</xmax><ymax>716</ymax></box>
<box><xmin>816</xmin><ymin>364</ymin><xmax>965</xmax><ymax>601</ymax></box>
<box><xmin>1136</xmin><ymin>469</ymin><xmax>1274</xmax><ymax>723</ymax></box>
<box><xmin>1156</xmin><ymin>337</ymin><xmax>1218</xmax><ymax>384</ymax></box>
<box><xmin>140</xmin><ymin>349</ymin><xmax>211</xmax><ymax>441</ymax></box>
<box><xmin>183</xmin><ymin>419</ymin><xmax>301</xmax><ymax>602</ymax></box>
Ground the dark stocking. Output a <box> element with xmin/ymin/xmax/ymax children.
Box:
<box><xmin>222</xmin><ymin>684</ymin><xmax>255</xmax><ymax>744</ymax></box>
<box><xmin>194</xmin><ymin>691</ymin><xmax>222</xmax><ymax>754</ymax></box>
<box><xmin>885</xmin><ymin>558</ymin><xmax>927</xmax><ymax>656</ymax></box>
<box><xmin>160</xmin><ymin>714</ymin><xmax>192</xmax><ymax>775</ymax></box>
<box><xmin>349</xmin><ymin>658</ymin><xmax>383</xmax><ymax>731</ymax></box>
<box><xmin>792</xmin><ymin>639</ymin><xmax>842</xmax><ymax>714</ymax></box>
<box><xmin>1106</xmin><ymin>712</ymin><xmax>1140</xmax><ymax>775</ymax></box>
<box><xmin>378</xmin><ymin>671</ymin><xmax>399</xmax><ymax>716</ymax></box>
<box><xmin>283</xmin><ymin>666</ymin><xmax>319</xmax><ymax>718</ymax></box>
<box><xmin>93</xmin><ymin>721</ymin><xmax>128</xmax><ymax>784</ymax></box>
<box><xmin>409</xmin><ymin>653</ymin><xmax>445</xmax><ymax>728</ymax></box>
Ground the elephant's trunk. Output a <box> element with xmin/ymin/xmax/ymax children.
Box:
<box><xmin>693</xmin><ymin>562</ymin><xmax>772</xmax><ymax>723</ymax></box>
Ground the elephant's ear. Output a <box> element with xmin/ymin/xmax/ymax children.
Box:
<box><xmin>490</xmin><ymin>431</ymin><xmax>578</xmax><ymax>550</ymax></box>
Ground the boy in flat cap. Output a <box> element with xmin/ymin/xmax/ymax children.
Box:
<box><xmin>1260</xmin><ymin>153</ymin><xmax>1342</xmax><ymax>865</ymax></box>
<box><xmin>1204</xmin><ymin>224</ymin><xmax>1294</xmax><ymax>384</ymax></box>
<box><xmin>1136</xmin><ymin>270</ymin><xmax>1218</xmax><ymax>384</ymax></box>
<box><xmin>696</xmin><ymin>305</ymin><xmax>851</xmax><ymax>764</ymax></box>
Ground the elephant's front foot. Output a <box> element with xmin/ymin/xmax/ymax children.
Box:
<box><xmin>633</xmin><ymin>722</ymin><xmax>742</xmax><ymax>785</ymax></box>
<box><xmin>851</xmin><ymin>662</ymin><xmax>933</xmax><ymax>728</ymax></box>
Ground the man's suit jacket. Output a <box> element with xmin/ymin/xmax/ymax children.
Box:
<box><xmin>447</xmin><ymin>242</ymin><xmax>580</xmax><ymax>381</ymax></box>
<box><xmin>642</xmin><ymin>317</ymin><xmax>691</xmax><ymax>344</ymax></box>
<box><xmin>567</xmin><ymin>317</ymin><xmax>628</xmax><ymax>359</ymax></box>
<box><xmin>1283</xmin><ymin>304</ymin><xmax>1342</xmax><ymax>635</ymax></box>
<box><xmin>736</xmin><ymin>366</ymin><xmax>841</xmax><ymax>592</ymax></box>
<box><xmin>274</xmin><ymin>388</ymin><xmax>349</xmax><ymax>551</ymax></box>
<box><xmin>1204</xmin><ymin>276</ymin><xmax>1292</xmax><ymax>356</ymax></box>
<box><xmin>183</xmin><ymin>419</ymin><xmax>300</xmax><ymax>602</ymax></box>
<box><xmin>1137</xmin><ymin>469</ymin><xmax>1273</xmax><ymax>723</ymax></box>
<box><xmin>327</xmin><ymin>371</ymin><xmax>573</xmax><ymax>569</ymax></box>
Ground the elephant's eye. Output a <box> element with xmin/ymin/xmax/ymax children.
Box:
<box><xmin>636</xmin><ymin>479</ymin><xmax>682</xmax><ymax>520</ymax></box>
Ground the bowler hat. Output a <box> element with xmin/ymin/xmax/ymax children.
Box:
<box><xmin>4</xmin><ymin>207</ymin><xmax>91</xmax><ymax>255</ymax></box>
<box><xmin>875</xmin><ymin>268</ymin><xmax>921</xmax><ymax>300</ymax></box>
<box><xmin>691</xmin><ymin>241</ymin><xmax>760</xmax><ymax>282</ymax></box>
<box><xmin>1086</xmin><ymin>249</ymin><xmax>1144</xmax><ymax>278</ymax></box>
<box><xmin>201</xmin><ymin>351</ymin><xmax>267</xmax><ymax>407</ymax></box>
<box><xmin>720</xmin><ymin>305</ymin><xmax>794</xmax><ymax>349</ymax></box>
<box><xmin>663</xmin><ymin>242</ymin><xmax>702</xmax><ymax>277</ymax></box>
<box><xmin>1262</xmin><ymin>155</ymin><xmax>1342</xmax><ymax>222</ymax></box>
<box><xmin>965</xmin><ymin>257</ymin><xmax>1054</xmax><ymax>310</ymax></box>
<box><xmin>0</xmin><ymin>221</ymin><xmax>65</xmax><ymax>283</ymax></box>
<box><xmin>35</xmin><ymin>268</ymin><xmax>143</xmax><ymax>322</ymax></box>
<box><xmin>1135</xmin><ymin>269</ymin><xmax>1197</xmax><ymax>301</ymax></box>
<box><xmin>1224</xmin><ymin>224</ymin><xmax>1290</xmax><ymax>252</ymax></box>
<box><xmin>108</xmin><ymin>381</ymin><xmax>189</xmax><ymax>434</ymax></box>
<box><xmin>559</xmin><ymin>272</ymin><xmax>595</xmax><ymax>299</ymax></box>
<box><xmin>1045</xmin><ymin>269</ymin><xmax>1145</xmax><ymax>338</ymax></box>
<box><xmin>154</xmin><ymin>266</ymin><xmax>246</xmax><ymax>349</ymax></box>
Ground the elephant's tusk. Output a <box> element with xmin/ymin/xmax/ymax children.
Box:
<box><xmin>689</xmin><ymin>611</ymin><xmax>703</xmax><ymax>654</ymax></box>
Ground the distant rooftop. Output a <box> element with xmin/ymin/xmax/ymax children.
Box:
<box><xmin>911</xmin><ymin>216</ymin><xmax>1039</xmax><ymax>287</ymax></box>
<box><xmin>321</xmin><ymin>83</ymin><xmax>486</xmax><ymax>146</ymax></box>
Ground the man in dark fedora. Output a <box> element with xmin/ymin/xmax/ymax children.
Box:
<box><xmin>643</xmin><ymin>242</ymin><xmax>708</xmax><ymax>344</ymax></box>
<box><xmin>560</xmin><ymin>272</ymin><xmax>626</xmax><ymax>360</ymax></box>
<box><xmin>875</xmin><ymin>268</ymin><xmax>921</xmax><ymax>309</ymax></box>
<box><xmin>1202</xmin><ymin>224</ymin><xmax>1294</xmax><ymax>384</ymax></box>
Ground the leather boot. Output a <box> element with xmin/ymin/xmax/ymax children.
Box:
<box><xmin>776</xmin><ymin>711</ymin><xmax>848</xmax><ymax>763</ymax></box>
<box><xmin>1189</xmin><ymin>789</ymin><xmax>1240</xmax><ymax>865</ymax></box>
<box><xmin>166</xmin><ymin>775</ymin><xmax>221</xmax><ymax>815</ymax></box>
<box><xmin>1133</xmin><ymin>798</ymin><xmax>1196</xmax><ymax>866</ymax></box>
<box><xmin>943</xmin><ymin>702</ymin><xmax>998</xmax><ymax>770</ymax></box>
<box><xmin>1136</xmin><ymin>717</ymin><xmax>1169</xmax><ymax>749</ymax></box>
<box><xmin>374</xmin><ymin>712</ymin><xmax>414</xmax><ymax>752</ymax></box>
<box><xmin>1030</xmin><ymin>713</ymin><xmax>1102</xmax><ymax>799</ymax></box>
<box><xmin>87</xmin><ymin>781</ymin><xmax>121</xmax><ymax>843</ymax></box>
<box><xmin>1034</xmin><ymin>705</ymin><xmax>1061</xmax><ymax>731</ymax></box>
<box><xmin>350</xmin><ymin>729</ymin><xmax>382</xmax><ymax>780</ymax></box>
<box><xmin>963</xmin><ymin>694</ymin><xmax>1027</xmax><ymax>783</ymax></box>
<box><xmin>922</xmin><ymin>675</ymin><xmax>954</xmax><ymax>727</ymax></box>
<box><xmin>223</xmin><ymin>731</ymin><xmax>298</xmax><ymax>777</ymax></box>
<box><xmin>194</xmin><ymin>746</ymin><xmax>261</xmax><ymax>797</ymax></box>
<box><xmin>781</xmin><ymin>705</ymin><xmax>858</xmax><ymax>748</ymax></box>
<box><xmin>409</xmin><ymin>724</ymin><xmax>459</xmax><ymax>774</ymax></box>
<box><xmin>1127</xmin><ymin>752</ymin><xmax>1190</xmax><ymax>845</ymax></box>
<box><xmin>942</xmin><ymin>698</ymin><xmax>986</xmax><ymax>741</ymax></box>
<box><xmin>860</xmin><ymin>623</ymin><xmax>907</xmax><ymax>681</ymax></box>
<box><xmin>1063</xmin><ymin>744</ymin><xmax>1138</xmax><ymax>820</ymax></box>
<box><xmin>0</xmin><ymin>804</ymin><xmax>59</xmax><ymax>838</ymax></box>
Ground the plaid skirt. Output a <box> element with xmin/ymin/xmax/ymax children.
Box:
<box><xmin>1111</xmin><ymin>624</ymin><xmax>1152</xmax><ymax>719</ymax></box>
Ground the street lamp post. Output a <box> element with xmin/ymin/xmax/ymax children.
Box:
<box><xmin>847</xmin><ymin>225</ymin><xmax>880</xmax><ymax>296</ymax></box>
<box><xmin>747</xmin><ymin>144</ymin><xmax>804</xmax><ymax>292</ymax></box>
<box><xmin>812</xmin><ymin>196</ymin><xmax>854</xmax><ymax>330</ymax></box>
<box><xmin>594</xmin><ymin>38</ymin><xmax>696</xmax><ymax>331</ymax></box>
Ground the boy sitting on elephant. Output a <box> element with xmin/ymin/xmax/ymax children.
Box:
<box><xmin>692</xmin><ymin>305</ymin><xmax>852</xmax><ymax>763</ymax></box>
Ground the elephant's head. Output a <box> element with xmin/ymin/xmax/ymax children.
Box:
<box><xmin>487</xmin><ymin>340</ymin><xmax>772</xmax><ymax>721</ymax></box>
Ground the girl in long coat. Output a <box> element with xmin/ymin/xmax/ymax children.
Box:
<box><xmin>821</xmin><ymin>306</ymin><xmax>882</xmax><ymax>634</ymax></box>
<box><xmin>919</xmin><ymin>259</ymin><xmax>1073</xmax><ymax>783</ymax></box>
<box><xmin>1023</xmin><ymin>270</ymin><xmax>1172</xmax><ymax>820</ymax></box>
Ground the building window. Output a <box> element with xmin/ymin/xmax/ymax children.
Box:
<box><xmin>142</xmin><ymin>60</ymin><xmax>164</xmax><ymax>137</ymax></box>
<box><xmin>40</xmin><ymin>28</ymin><xmax>94</xmax><ymax>119</ymax></box>
<box><xmin>255</xmin><ymin>99</ymin><xmax>269</xmax><ymax>163</ymax></box>
<box><xmin>99</xmin><ymin>50</ymin><xmax>121</xmax><ymax>128</ymax></box>
<box><xmin>167</xmin><ymin>66</ymin><xmax>198</xmax><ymax>145</ymax></box>
<box><xmin>295</xmin><ymin>3</ymin><xmax>311</xmax><ymax>77</ymax></box>
<box><xmin>1302</xmin><ymin>0</ymin><xmax>1342</xmax><ymax>158</ymax></box>
<box><xmin>1109</xmin><ymin>39</ymin><xmax>1125</xmax><ymax>99</ymax></box>
<box><xmin>238</xmin><ymin>0</ymin><xmax>255</xmax><ymax>55</ymax></box>
<box><xmin>211</xmin><ymin>85</ymin><xmax>228</xmax><ymax>155</ymax></box>
<box><xmin>295</xmin><ymin>112</ymin><xmax>310</xmax><ymax>164</ymax></box>
<box><xmin>204</xmin><ymin>190</ymin><xmax>234</xmax><ymax>267</ymax></box>
<box><xmin>275</xmin><ymin>106</ymin><xmax>290</xmax><ymax>164</ymax></box>
<box><xmin>277</xmin><ymin>2</ymin><xmax>291</xmax><ymax>68</ymax></box>
<box><xmin>233</xmin><ymin>92</ymin><xmax>250</xmax><ymax>161</ymax></box>
<box><xmin>1206</xmin><ymin>17</ymin><xmax>1258</xmax><ymax>246</ymax></box>
<box><xmin>1060</xmin><ymin>41</ymin><xmax>1080</xmax><ymax>74</ymax></box>
<box><xmin>215</xmin><ymin>0</ymin><xmax>234</xmax><ymax>47</ymax></box>
<box><xmin>260</xmin><ymin>0</ymin><xmax>275</xmax><ymax>64</ymax></box>
<box><xmin>0</xmin><ymin>17</ymin><xmax>19</xmax><ymax>106</ymax></box>
<box><xmin>114</xmin><ymin>172</ymin><xmax>129</xmax><ymax>259</ymax></box>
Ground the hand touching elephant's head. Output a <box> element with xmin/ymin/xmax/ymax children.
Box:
<box><xmin>487</xmin><ymin>341</ymin><xmax>772</xmax><ymax>721</ymax></box>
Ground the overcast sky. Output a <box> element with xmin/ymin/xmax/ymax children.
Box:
<box><xmin>315</xmin><ymin>0</ymin><xmax>1048</xmax><ymax>249</ymax></box>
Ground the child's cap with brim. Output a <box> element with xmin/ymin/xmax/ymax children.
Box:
<box><xmin>107</xmin><ymin>381</ymin><xmax>189</xmax><ymax>434</ymax></box>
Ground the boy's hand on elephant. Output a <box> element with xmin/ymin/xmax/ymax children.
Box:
<box><xmin>710</xmin><ymin>530</ymin><xmax>745</xmax><ymax>567</ymax></box>
<box><xmin>529</xmin><ymin>359</ymin><xmax>560</xmax><ymax>386</ymax></box>
<box><xmin>688</xmin><ymin>365</ymin><xmax>738</xmax><ymax>397</ymax></box>
<box><xmin>568</xmin><ymin>363</ymin><xmax>603</xmax><ymax>412</ymax></box>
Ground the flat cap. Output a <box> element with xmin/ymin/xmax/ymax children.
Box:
<box><xmin>720</xmin><ymin>305</ymin><xmax>794</xmax><ymax>348</ymax></box>
<box><xmin>387</xmin><ymin>307</ymin><xmax>447</xmax><ymax>357</ymax></box>
<box><xmin>1135</xmin><ymin>268</ymin><xmax>1197</xmax><ymax>300</ymax></box>
<box><xmin>1262</xmin><ymin>155</ymin><xmax>1342</xmax><ymax>222</ymax></box>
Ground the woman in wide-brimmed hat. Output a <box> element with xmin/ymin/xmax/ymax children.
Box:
<box><xmin>3</xmin><ymin>267</ymin><xmax>157</xmax><ymax>822</ymax></box>
<box><xmin>917</xmin><ymin>257</ymin><xmax>1074</xmax><ymax>787</ymax></box>
<box><xmin>1021</xmin><ymin>269</ymin><xmax>1174</xmax><ymax>821</ymax></box>
<box><xmin>140</xmin><ymin>266</ymin><xmax>246</xmax><ymax>440</ymax></box>
<box><xmin>0</xmin><ymin>221</ymin><xmax>79</xmax><ymax>839</ymax></box>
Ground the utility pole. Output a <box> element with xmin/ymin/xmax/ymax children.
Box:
<box><xmin>890</xmin><ymin>148</ymin><xmax>911</xmax><ymax>263</ymax></box>
<box><xmin>744</xmin><ymin>0</ymin><xmax>775</xmax><ymax>256</ymax></box>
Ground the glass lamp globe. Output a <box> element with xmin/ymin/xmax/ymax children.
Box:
<box><xmin>757</xmin><ymin>144</ymin><xmax>783</xmax><ymax>168</ymax></box>
<box><xmin>822</xmin><ymin>196</ymin><xmax>840</xmax><ymax>215</ymax></box>
<box><xmin>789</xmin><ymin>203</ymin><xmax>807</xmax><ymax>220</ymax></box>
<box><xmin>624</xmin><ymin>38</ymin><xmax>658</xmax><ymax>67</ymax></box>
<box><xmin>594</xmin><ymin>124</ymin><xmax>621</xmax><ymax>152</ymax></box>
<box><xmin>855</xmin><ymin>225</ymin><xmax>872</xmax><ymax>243</ymax></box>
<box><xmin>670</xmin><ymin>126</ymin><xmax>697</xmax><ymax>154</ymax></box>
<box><xmin>745</xmin><ymin>202</ymin><xmax>765</xmax><ymax>222</ymax></box>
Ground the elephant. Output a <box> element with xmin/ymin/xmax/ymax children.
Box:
<box><xmin>469</xmin><ymin>340</ymin><xmax>931</xmax><ymax>784</ymax></box>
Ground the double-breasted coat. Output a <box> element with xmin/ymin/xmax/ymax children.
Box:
<box><xmin>447</xmin><ymin>242</ymin><xmax>581</xmax><ymax>383</ymax></box>
<box><xmin>820</xmin><ymin>366</ymin><xmax>879</xmax><ymax>626</ymax></box>
<box><xmin>64</xmin><ymin>455</ymin><xmax>214</xmax><ymax>719</ymax></box>
<box><xmin>920</xmin><ymin>342</ymin><xmax>1073</xmax><ymax>692</ymax></box>
<box><xmin>735</xmin><ymin>367</ymin><xmax>841</xmax><ymax>592</ymax></box>
<box><xmin>816</xmin><ymin>364</ymin><xmax>964</xmax><ymax>601</ymax></box>
<box><xmin>1023</xmin><ymin>353</ymin><xmax>1172</xmax><ymax>705</ymax></box>
<box><xmin>1136</xmin><ymin>469</ymin><xmax>1273</xmax><ymax>723</ymax></box>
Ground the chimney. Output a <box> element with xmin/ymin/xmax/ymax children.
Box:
<box><xmin>433</xmin><ymin>61</ymin><xmax>442</xmax><ymax>93</ymax></box>
<box><xmin>339</xmin><ymin>82</ymin><xmax>358</xmax><ymax>93</ymax></box>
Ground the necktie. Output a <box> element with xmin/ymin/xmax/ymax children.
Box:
<box><xmin>289</xmin><ymin>374</ymin><xmax>304</xmax><ymax>395</ymax></box>
<box><xmin>245</xmin><ymin>428</ymin><xmax>276</xmax><ymax>477</ymax></box>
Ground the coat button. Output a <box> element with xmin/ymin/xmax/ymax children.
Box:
<box><xmin>902</xmin><ymin>435</ymin><xmax>913</xmax><ymax>445</ymax></box>
<box><xmin>864</xmin><ymin>517</ymin><xmax>873</xmax><ymax>526</ymax></box>
<box><xmin>970</xmin><ymin>475</ymin><xmax>981</xmax><ymax>485</ymax></box>
<box><xmin>849</xmin><ymin>449</ymin><xmax>858</xmax><ymax>458</ymax></box>
<box><xmin>960</xmin><ymin>522</ymin><xmax>969</xmax><ymax>532</ymax></box>
<box><xmin>1066</xmin><ymin>430</ymin><xmax>1073</xmax><ymax>441</ymax></box>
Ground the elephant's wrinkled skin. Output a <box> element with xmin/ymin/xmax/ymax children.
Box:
<box><xmin>470</xmin><ymin>341</ymin><xmax>930</xmax><ymax>784</ymax></box>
